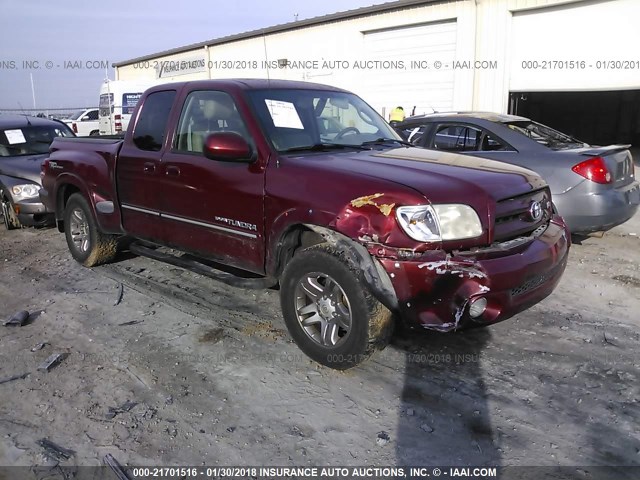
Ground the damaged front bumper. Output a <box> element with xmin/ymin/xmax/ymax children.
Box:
<box><xmin>374</xmin><ymin>216</ymin><xmax>570</xmax><ymax>331</ymax></box>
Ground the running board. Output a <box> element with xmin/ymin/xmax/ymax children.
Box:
<box><xmin>129</xmin><ymin>243</ymin><xmax>277</xmax><ymax>290</ymax></box>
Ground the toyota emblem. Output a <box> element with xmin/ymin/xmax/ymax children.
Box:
<box><xmin>528</xmin><ymin>201</ymin><xmax>543</xmax><ymax>221</ymax></box>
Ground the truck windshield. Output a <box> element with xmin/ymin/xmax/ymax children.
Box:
<box><xmin>246</xmin><ymin>89</ymin><xmax>402</xmax><ymax>152</ymax></box>
<box><xmin>506</xmin><ymin>121</ymin><xmax>588</xmax><ymax>150</ymax></box>
<box><xmin>0</xmin><ymin>124</ymin><xmax>74</xmax><ymax>157</ymax></box>
<box><xmin>68</xmin><ymin>110</ymin><xmax>86</xmax><ymax>121</ymax></box>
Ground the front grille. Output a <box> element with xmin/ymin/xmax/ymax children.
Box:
<box><xmin>510</xmin><ymin>253</ymin><xmax>567</xmax><ymax>297</ymax></box>
<box><xmin>494</xmin><ymin>187</ymin><xmax>552</xmax><ymax>242</ymax></box>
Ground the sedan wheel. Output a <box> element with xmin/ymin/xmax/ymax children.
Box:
<box><xmin>1</xmin><ymin>195</ymin><xmax>21</xmax><ymax>230</ymax></box>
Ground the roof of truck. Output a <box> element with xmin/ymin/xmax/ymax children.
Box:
<box><xmin>147</xmin><ymin>78</ymin><xmax>350</xmax><ymax>93</ymax></box>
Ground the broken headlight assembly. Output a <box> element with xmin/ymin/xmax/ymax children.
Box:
<box><xmin>11</xmin><ymin>184</ymin><xmax>40</xmax><ymax>201</ymax></box>
<box><xmin>395</xmin><ymin>204</ymin><xmax>482</xmax><ymax>242</ymax></box>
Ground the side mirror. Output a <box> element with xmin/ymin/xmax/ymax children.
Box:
<box><xmin>203</xmin><ymin>132</ymin><xmax>254</xmax><ymax>162</ymax></box>
<box><xmin>82</xmin><ymin>115</ymin><xmax>90</xmax><ymax>121</ymax></box>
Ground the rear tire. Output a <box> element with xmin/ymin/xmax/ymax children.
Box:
<box><xmin>1</xmin><ymin>192</ymin><xmax>21</xmax><ymax>230</ymax></box>
<box><xmin>280</xmin><ymin>243</ymin><xmax>394</xmax><ymax>369</ymax></box>
<box><xmin>63</xmin><ymin>193</ymin><xmax>117</xmax><ymax>267</ymax></box>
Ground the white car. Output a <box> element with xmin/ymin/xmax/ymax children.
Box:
<box><xmin>63</xmin><ymin>108</ymin><xmax>100</xmax><ymax>136</ymax></box>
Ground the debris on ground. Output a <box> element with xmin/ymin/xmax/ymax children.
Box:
<box><xmin>118</xmin><ymin>320</ymin><xmax>143</xmax><ymax>326</ymax></box>
<box><xmin>36</xmin><ymin>438</ymin><xmax>75</xmax><ymax>461</ymax></box>
<box><xmin>105</xmin><ymin>401</ymin><xmax>138</xmax><ymax>420</ymax></box>
<box><xmin>114</xmin><ymin>283</ymin><xmax>124</xmax><ymax>306</ymax></box>
<box><xmin>376</xmin><ymin>431</ymin><xmax>390</xmax><ymax>446</ymax></box>
<box><xmin>31</xmin><ymin>342</ymin><xmax>48</xmax><ymax>352</ymax></box>
<box><xmin>420</xmin><ymin>424</ymin><xmax>434</xmax><ymax>433</ymax></box>
<box><xmin>103</xmin><ymin>453</ymin><xmax>130</xmax><ymax>480</ymax></box>
<box><xmin>0</xmin><ymin>372</ymin><xmax>30</xmax><ymax>385</ymax></box>
<box><xmin>37</xmin><ymin>353</ymin><xmax>69</xmax><ymax>372</ymax></box>
<box><xmin>4</xmin><ymin>310</ymin><xmax>30</xmax><ymax>327</ymax></box>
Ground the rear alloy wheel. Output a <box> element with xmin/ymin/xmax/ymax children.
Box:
<box><xmin>280</xmin><ymin>243</ymin><xmax>394</xmax><ymax>369</ymax></box>
<box><xmin>1</xmin><ymin>193</ymin><xmax>21</xmax><ymax>230</ymax></box>
<box><xmin>63</xmin><ymin>193</ymin><xmax>117</xmax><ymax>267</ymax></box>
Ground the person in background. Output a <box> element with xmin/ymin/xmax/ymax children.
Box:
<box><xmin>389</xmin><ymin>106</ymin><xmax>405</xmax><ymax>126</ymax></box>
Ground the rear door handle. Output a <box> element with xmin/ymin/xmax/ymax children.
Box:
<box><xmin>143</xmin><ymin>162</ymin><xmax>155</xmax><ymax>173</ymax></box>
<box><xmin>165</xmin><ymin>165</ymin><xmax>181</xmax><ymax>176</ymax></box>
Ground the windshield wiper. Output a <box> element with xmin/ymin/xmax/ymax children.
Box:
<box><xmin>361</xmin><ymin>137</ymin><xmax>413</xmax><ymax>147</ymax></box>
<box><xmin>282</xmin><ymin>142</ymin><xmax>368</xmax><ymax>153</ymax></box>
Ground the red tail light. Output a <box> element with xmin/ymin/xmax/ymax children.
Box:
<box><xmin>114</xmin><ymin>114</ymin><xmax>122</xmax><ymax>133</ymax></box>
<box><xmin>571</xmin><ymin>156</ymin><xmax>612</xmax><ymax>184</ymax></box>
<box><xmin>72</xmin><ymin>122</ymin><xmax>78</xmax><ymax>133</ymax></box>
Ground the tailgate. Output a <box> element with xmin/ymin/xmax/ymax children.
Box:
<box><xmin>580</xmin><ymin>145</ymin><xmax>635</xmax><ymax>188</ymax></box>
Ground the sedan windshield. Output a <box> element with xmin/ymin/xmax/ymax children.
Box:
<box><xmin>0</xmin><ymin>124</ymin><xmax>74</xmax><ymax>157</ymax></box>
<box><xmin>246</xmin><ymin>89</ymin><xmax>402</xmax><ymax>152</ymax></box>
<box><xmin>506</xmin><ymin>121</ymin><xmax>588</xmax><ymax>150</ymax></box>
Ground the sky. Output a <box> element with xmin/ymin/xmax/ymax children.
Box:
<box><xmin>0</xmin><ymin>0</ymin><xmax>384</xmax><ymax>111</ymax></box>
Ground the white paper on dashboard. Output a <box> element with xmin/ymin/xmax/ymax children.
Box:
<box><xmin>4</xmin><ymin>129</ymin><xmax>26</xmax><ymax>144</ymax></box>
<box><xmin>264</xmin><ymin>100</ymin><xmax>304</xmax><ymax>129</ymax></box>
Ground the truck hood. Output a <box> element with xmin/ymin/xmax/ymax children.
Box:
<box><xmin>0</xmin><ymin>154</ymin><xmax>47</xmax><ymax>185</ymax></box>
<box><xmin>301</xmin><ymin>146</ymin><xmax>547</xmax><ymax>203</ymax></box>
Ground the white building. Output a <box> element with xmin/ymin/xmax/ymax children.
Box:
<box><xmin>113</xmin><ymin>0</ymin><xmax>640</xmax><ymax>148</ymax></box>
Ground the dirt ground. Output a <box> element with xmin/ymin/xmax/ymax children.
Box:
<box><xmin>0</xmin><ymin>211</ymin><xmax>639</xmax><ymax>473</ymax></box>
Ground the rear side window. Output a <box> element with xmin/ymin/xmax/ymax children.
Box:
<box><xmin>399</xmin><ymin>125</ymin><xmax>427</xmax><ymax>145</ymax></box>
<box><xmin>86</xmin><ymin>109</ymin><xmax>98</xmax><ymax>121</ymax></box>
<box><xmin>432</xmin><ymin>124</ymin><xmax>513</xmax><ymax>152</ymax></box>
<box><xmin>433</xmin><ymin>125</ymin><xmax>481</xmax><ymax>151</ymax></box>
<box><xmin>133</xmin><ymin>90</ymin><xmax>176</xmax><ymax>151</ymax></box>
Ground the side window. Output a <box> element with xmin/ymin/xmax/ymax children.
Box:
<box><xmin>175</xmin><ymin>90</ymin><xmax>248</xmax><ymax>153</ymax></box>
<box><xmin>132</xmin><ymin>90</ymin><xmax>176</xmax><ymax>152</ymax></box>
<box><xmin>433</xmin><ymin>124</ymin><xmax>481</xmax><ymax>152</ymax></box>
<box><xmin>86</xmin><ymin>110</ymin><xmax>99</xmax><ymax>121</ymax></box>
<box><xmin>400</xmin><ymin>125</ymin><xmax>427</xmax><ymax>145</ymax></box>
<box><xmin>480</xmin><ymin>132</ymin><xmax>511</xmax><ymax>152</ymax></box>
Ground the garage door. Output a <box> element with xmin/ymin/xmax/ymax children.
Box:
<box><xmin>510</xmin><ymin>0</ymin><xmax>640</xmax><ymax>92</ymax></box>
<box><xmin>360</xmin><ymin>20</ymin><xmax>457</xmax><ymax>117</ymax></box>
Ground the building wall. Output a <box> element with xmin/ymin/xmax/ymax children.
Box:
<box><xmin>115</xmin><ymin>0</ymin><xmax>639</xmax><ymax>115</ymax></box>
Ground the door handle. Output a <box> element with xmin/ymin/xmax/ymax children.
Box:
<box><xmin>143</xmin><ymin>162</ymin><xmax>155</xmax><ymax>173</ymax></box>
<box><xmin>165</xmin><ymin>165</ymin><xmax>180</xmax><ymax>176</ymax></box>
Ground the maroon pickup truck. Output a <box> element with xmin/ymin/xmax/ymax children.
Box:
<box><xmin>41</xmin><ymin>79</ymin><xmax>570</xmax><ymax>369</ymax></box>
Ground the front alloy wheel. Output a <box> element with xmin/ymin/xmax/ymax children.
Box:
<box><xmin>295</xmin><ymin>272</ymin><xmax>352</xmax><ymax>348</ymax></box>
<box><xmin>280</xmin><ymin>243</ymin><xmax>394</xmax><ymax>369</ymax></box>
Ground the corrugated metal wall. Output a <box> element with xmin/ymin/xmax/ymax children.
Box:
<box><xmin>115</xmin><ymin>0</ymin><xmax>638</xmax><ymax>115</ymax></box>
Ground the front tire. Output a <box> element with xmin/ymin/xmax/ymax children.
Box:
<box><xmin>1</xmin><ymin>192</ymin><xmax>21</xmax><ymax>230</ymax></box>
<box><xmin>280</xmin><ymin>244</ymin><xmax>394</xmax><ymax>369</ymax></box>
<box><xmin>63</xmin><ymin>193</ymin><xmax>117</xmax><ymax>267</ymax></box>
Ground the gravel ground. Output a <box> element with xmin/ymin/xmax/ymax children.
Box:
<box><xmin>0</xmin><ymin>211</ymin><xmax>639</xmax><ymax>472</ymax></box>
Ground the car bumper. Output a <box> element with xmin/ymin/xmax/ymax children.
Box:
<box><xmin>377</xmin><ymin>216</ymin><xmax>570</xmax><ymax>331</ymax></box>
<box><xmin>14</xmin><ymin>199</ymin><xmax>54</xmax><ymax>227</ymax></box>
<box><xmin>554</xmin><ymin>180</ymin><xmax>640</xmax><ymax>234</ymax></box>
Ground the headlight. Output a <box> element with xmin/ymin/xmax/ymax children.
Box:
<box><xmin>11</xmin><ymin>184</ymin><xmax>40</xmax><ymax>201</ymax></box>
<box><xmin>396</xmin><ymin>204</ymin><xmax>483</xmax><ymax>242</ymax></box>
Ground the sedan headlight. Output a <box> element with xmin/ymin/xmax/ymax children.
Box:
<box><xmin>11</xmin><ymin>184</ymin><xmax>40</xmax><ymax>201</ymax></box>
<box><xmin>396</xmin><ymin>204</ymin><xmax>483</xmax><ymax>242</ymax></box>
